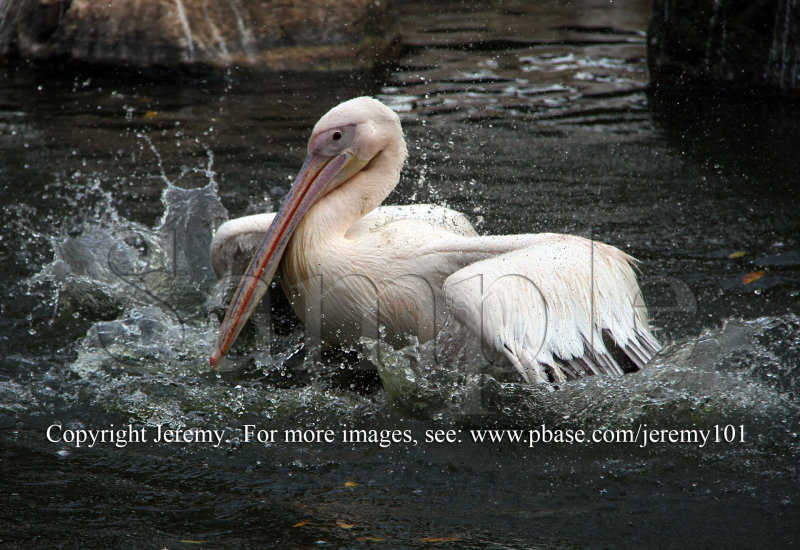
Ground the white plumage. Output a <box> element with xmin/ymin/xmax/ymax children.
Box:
<box><xmin>210</xmin><ymin>97</ymin><xmax>661</xmax><ymax>384</ymax></box>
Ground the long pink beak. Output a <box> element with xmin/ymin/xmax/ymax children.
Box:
<box><xmin>210</xmin><ymin>152</ymin><xmax>351</xmax><ymax>368</ymax></box>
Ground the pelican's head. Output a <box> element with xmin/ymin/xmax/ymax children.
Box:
<box><xmin>312</xmin><ymin>96</ymin><xmax>402</xmax><ymax>158</ymax></box>
<box><xmin>210</xmin><ymin>97</ymin><xmax>402</xmax><ymax>368</ymax></box>
<box><xmin>300</xmin><ymin>96</ymin><xmax>405</xmax><ymax>197</ymax></box>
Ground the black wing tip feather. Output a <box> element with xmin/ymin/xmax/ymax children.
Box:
<box><xmin>547</xmin><ymin>329</ymin><xmax>661</xmax><ymax>386</ymax></box>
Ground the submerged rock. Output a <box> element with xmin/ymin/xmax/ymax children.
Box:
<box><xmin>648</xmin><ymin>0</ymin><xmax>799</xmax><ymax>96</ymax></box>
<box><xmin>0</xmin><ymin>0</ymin><xmax>400</xmax><ymax>70</ymax></box>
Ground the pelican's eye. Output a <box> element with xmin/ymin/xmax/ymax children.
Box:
<box><xmin>312</xmin><ymin>124</ymin><xmax>356</xmax><ymax>156</ymax></box>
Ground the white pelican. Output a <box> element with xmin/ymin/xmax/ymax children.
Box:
<box><xmin>209</xmin><ymin>97</ymin><xmax>661</xmax><ymax>385</ymax></box>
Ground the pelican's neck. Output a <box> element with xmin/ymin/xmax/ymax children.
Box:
<box><xmin>297</xmin><ymin>133</ymin><xmax>407</xmax><ymax>240</ymax></box>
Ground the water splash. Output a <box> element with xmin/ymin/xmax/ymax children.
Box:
<box><xmin>17</xmin><ymin>137</ymin><xmax>799</xmax><ymax>450</ymax></box>
<box><xmin>705</xmin><ymin>0</ymin><xmax>726</xmax><ymax>72</ymax></box>
<box><xmin>766</xmin><ymin>0</ymin><xmax>799</xmax><ymax>89</ymax></box>
<box><xmin>368</xmin><ymin>313</ymin><xmax>800</xmax><ymax>459</ymax></box>
<box><xmin>0</xmin><ymin>0</ymin><xmax>18</xmax><ymax>50</ymax></box>
<box><xmin>174</xmin><ymin>0</ymin><xmax>196</xmax><ymax>61</ymax></box>
<box><xmin>21</xmin><ymin>148</ymin><xmax>392</xmax><ymax>429</ymax></box>
<box><xmin>201</xmin><ymin>0</ymin><xmax>231</xmax><ymax>61</ymax></box>
<box><xmin>39</xmin><ymin>175</ymin><xmax>226</xmax><ymax>358</ymax></box>
<box><xmin>227</xmin><ymin>0</ymin><xmax>257</xmax><ymax>64</ymax></box>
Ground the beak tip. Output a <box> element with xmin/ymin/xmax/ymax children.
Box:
<box><xmin>210</xmin><ymin>349</ymin><xmax>221</xmax><ymax>369</ymax></box>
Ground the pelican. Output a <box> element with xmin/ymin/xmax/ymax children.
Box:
<box><xmin>209</xmin><ymin>97</ymin><xmax>661</xmax><ymax>385</ymax></box>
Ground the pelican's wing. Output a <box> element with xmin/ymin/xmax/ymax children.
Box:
<box><xmin>440</xmin><ymin>233</ymin><xmax>661</xmax><ymax>386</ymax></box>
<box><xmin>210</xmin><ymin>213</ymin><xmax>277</xmax><ymax>278</ymax></box>
<box><xmin>212</xmin><ymin>205</ymin><xmax>477</xmax><ymax>279</ymax></box>
<box><xmin>348</xmin><ymin>204</ymin><xmax>478</xmax><ymax>238</ymax></box>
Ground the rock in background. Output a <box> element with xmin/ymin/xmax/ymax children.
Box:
<box><xmin>648</xmin><ymin>0</ymin><xmax>799</xmax><ymax>96</ymax></box>
<box><xmin>0</xmin><ymin>0</ymin><xmax>399</xmax><ymax>70</ymax></box>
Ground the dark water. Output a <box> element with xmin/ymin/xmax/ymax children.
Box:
<box><xmin>2</xmin><ymin>0</ymin><xmax>800</xmax><ymax>548</ymax></box>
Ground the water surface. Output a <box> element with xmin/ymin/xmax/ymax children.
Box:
<box><xmin>2</xmin><ymin>0</ymin><xmax>799</xmax><ymax>547</ymax></box>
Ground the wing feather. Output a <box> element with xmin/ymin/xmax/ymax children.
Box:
<box><xmin>210</xmin><ymin>213</ymin><xmax>278</xmax><ymax>278</ymax></box>
<box><xmin>442</xmin><ymin>233</ymin><xmax>661</xmax><ymax>386</ymax></box>
<box><xmin>211</xmin><ymin>205</ymin><xmax>477</xmax><ymax>279</ymax></box>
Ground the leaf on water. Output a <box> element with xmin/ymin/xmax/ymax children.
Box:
<box><xmin>293</xmin><ymin>521</ymin><xmax>309</xmax><ymax>527</ymax></box>
<box><xmin>742</xmin><ymin>270</ymin><xmax>766</xmax><ymax>285</ymax></box>
<box><xmin>344</xmin><ymin>481</ymin><xmax>358</xmax><ymax>487</ymax></box>
<box><xmin>728</xmin><ymin>250</ymin><xmax>746</xmax><ymax>259</ymax></box>
<box><xmin>420</xmin><ymin>537</ymin><xmax>462</xmax><ymax>542</ymax></box>
<box><xmin>179</xmin><ymin>541</ymin><xmax>206</xmax><ymax>545</ymax></box>
<box><xmin>144</xmin><ymin>110</ymin><xmax>158</xmax><ymax>118</ymax></box>
<box><xmin>356</xmin><ymin>536</ymin><xmax>384</xmax><ymax>542</ymax></box>
<box><xmin>336</xmin><ymin>520</ymin><xmax>355</xmax><ymax>529</ymax></box>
